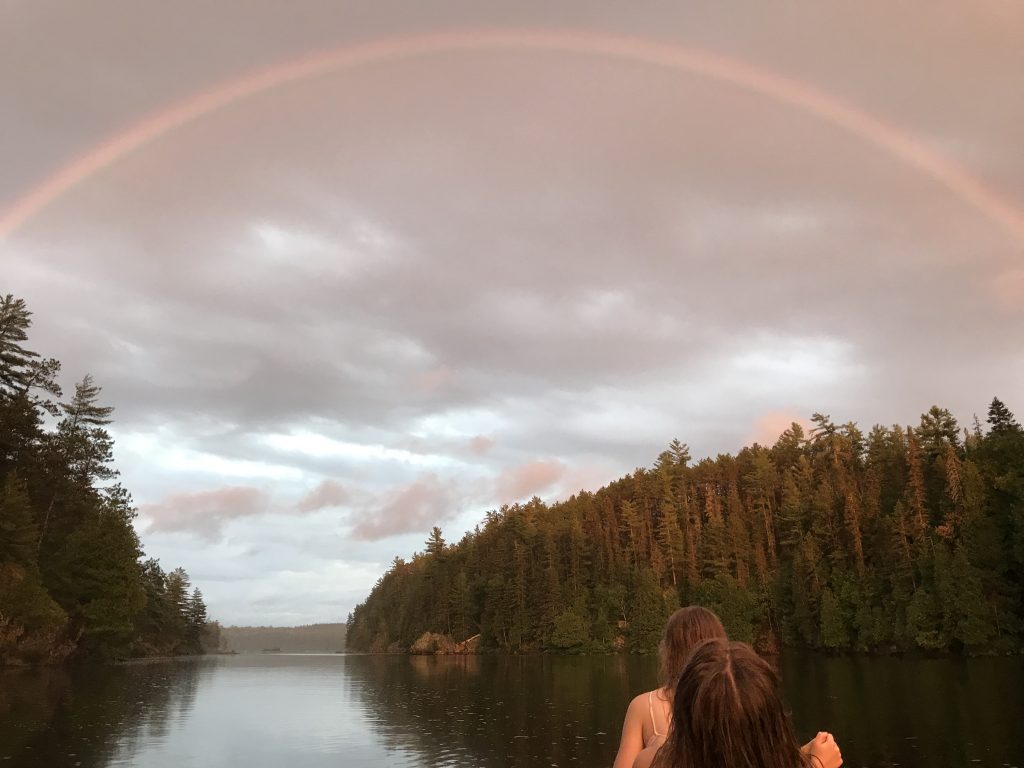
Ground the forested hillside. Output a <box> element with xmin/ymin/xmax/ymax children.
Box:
<box><xmin>221</xmin><ymin>623</ymin><xmax>346</xmax><ymax>653</ymax></box>
<box><xmin>0</xmin><ymin>293</ymin><xmax>218</xmax><ymax>664</ymax></box>
<box><xmin>347</xmin><ymin>401</ymin><xmax>1024</xmax><ymax>655</ymax></box>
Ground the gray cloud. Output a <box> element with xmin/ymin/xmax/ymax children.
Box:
<box><xmin>4</xmin><ymin>0</ymin><xmax>1022</xmax><ymax>623</ymax></box>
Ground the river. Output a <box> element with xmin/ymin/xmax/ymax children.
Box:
<box><xmin>1</xmin><ymin>652</ymin><xmax>1022</xmax><ymax>767</ymax></box>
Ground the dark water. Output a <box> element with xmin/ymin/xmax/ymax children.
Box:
<box><xmin>1</xmin><ymin>652</ymin><xmax>1022</xmax><ymax>767</ymax></box>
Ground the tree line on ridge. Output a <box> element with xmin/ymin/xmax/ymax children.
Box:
<box><xmin>347</xmin><ymin>399</ymin><xmax>1024</xmax><ymax>655</ymax></box>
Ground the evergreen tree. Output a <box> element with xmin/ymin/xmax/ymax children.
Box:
<box><xmin>186</xmin><ymin>589</ymin><xmax>208</xmax><ymax>653</ymax></box>
<box><xmin>57</xmin><ymin>374</ymin><xmax>117</xmax><ymax>485</ymax></box>
<box><xmin>819</xmin><ymin>587</ymin><xmax>846</xmax><ymax>649</ymax></box>
<box><xmin>0</xmin><ymin>295</ymin><xmax>40</xmax><ymax>396</ymax></box>
<box><xmin>0</xmin><ymin>475</ymin><xmax>36</xmax><ymax>568</ymax></box>
<box><xmin>987</xmin><ymin>397</ymin><xmax>1021</xmax><ymax>435</ymax></box>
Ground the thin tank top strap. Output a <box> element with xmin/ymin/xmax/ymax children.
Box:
<box><xmin>648</xmin><ymin>691</ymin><xmax>663</xmax><ymax>737</ymax></box>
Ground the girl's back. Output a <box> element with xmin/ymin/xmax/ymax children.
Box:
<box><xmin>611</xmin><ymin>607</ymin><xmax>727</xmax><ymax>768</ymax></box>
<box><xmin>652</xmin><ymin>639</ymin><xmax>842</xmax><ymax>768</ymax></box>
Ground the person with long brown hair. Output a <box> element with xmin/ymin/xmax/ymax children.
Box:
<box><xmin>648</xmin><ymin>638</ymin><xmax>843</xmax><ymax>768</ymax></box>
<box><xmin>612</xmin><ymin>606</ymin><xmax>729</xmax><ymax>768</ymax></box>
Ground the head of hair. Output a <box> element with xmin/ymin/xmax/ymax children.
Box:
<box><xmin>655</xmin><ymin>638</ymin><xmax>810</xmax><ymax>768</ymax></box>
<box><xmin>658</xmin><ymin>606</ymin><xmax>728</xmax><ymax>690</ymax></box>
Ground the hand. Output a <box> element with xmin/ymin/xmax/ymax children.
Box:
<box><xmin>806</xmin><ymin>731</ymin><xmax>843</xmax><ymax>768</ymax></box>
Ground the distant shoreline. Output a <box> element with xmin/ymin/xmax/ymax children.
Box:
<box><xmin>116</xmin><ymin>653</ymin><xmax>231</xmax><ymax>665</ymax></box>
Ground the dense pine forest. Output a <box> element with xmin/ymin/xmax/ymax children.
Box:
<box><xmin>0</xmin><ymin>293</ymin><xmax>218</xmax><ymax>664</ymax></box>
<box><xmin>347</xmin><ymin>401</ymin><xmax>1024</xmax><ymax>655</ymax></box>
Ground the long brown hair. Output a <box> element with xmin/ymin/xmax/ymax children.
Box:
<box><xmin>658</xmin><ymin>606</ymin><xmax>728</xmax><ymax>690</ymax></box>
<box><xmin>655</xmin><ymin>638</ymin><xmax>812</xmax><ymax>768</ymax></box>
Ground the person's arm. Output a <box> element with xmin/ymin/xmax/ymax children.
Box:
<box><xmin>804</xmin><ymin>731</ymin><xmax>843</xmax><ymax>768</ymax></box>
<box><xmin>632</xmin><ymin>732</ymin><xmax>665</xmax><ymax>768</ymax></box>
<box><xmin>612</xmin><ymin>694</ymin><xmax>648</xmax><ymax>768</ymax></box>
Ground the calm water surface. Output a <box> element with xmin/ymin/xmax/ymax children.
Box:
<box><xmin>1</xmin><ymin>652</ymin><xmax>1022</xmax><ymax>767</ymax></box>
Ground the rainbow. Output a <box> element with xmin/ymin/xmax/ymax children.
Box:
<box><xmin>2</xmin><ymin>27</ymin><xmax>1022</xmax><ymax>244</ymax></box>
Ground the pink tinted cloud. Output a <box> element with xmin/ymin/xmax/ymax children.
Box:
<box><xmin>410</xmin><ymin>366</ymin><xmax>457</xmax><ymax>393</ymax></box>
<box><xmin>468</xmin><ymin>435</ymin><xmax>494</xmax><ymax>456</ymax></box>
<box><xmin>295</xmin><ymin>479</ymin><xmax>348</xmax><ymax>512</ymax></box>
<box><xmin>495</xmin><ymin>459</ymin><xmax>566</xmax><ymax>504</ymax></box>
<box><xmin>748</xmin><ymin>411</ymin><xmax>811</xmax><ymax>446</ymax></box>
<box><xmin>552</xmin><ymin>462</ymin><xmax>620</xmax><ymax>501</ymax></box>
<box><xmin>350</xmin><ymin>473</ymin><xmax>458</xmax><ymax>541</ymax></box>
<box><xmin>140</xmin><ymin>486</ymin><xmax>270</xmax><ymax>540</ymax></box>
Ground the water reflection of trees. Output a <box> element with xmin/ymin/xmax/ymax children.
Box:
<box><xmin>0</xmin><ymin>659</ymin><xmax>204</xmax><ymax>768</ymax></box>
<box><xmin>344</xmin><ymin>654</ymin><xmax>658</xmax><ymax>768</ymax></box>
<box><xmin>781</xmin><ymin>653</ymin><xmax>1024</xmax><ymax>768</ymax></box>
<box><xmin>348</xmin><ymin>653</ymin><xmax>1024</xmax><ymax>768</ymax></box>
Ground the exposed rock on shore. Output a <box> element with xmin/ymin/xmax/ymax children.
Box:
<box><xmin>409</xmin><ymin>632</ymin><xmax>480</xmax><ymax>654</ymax></box>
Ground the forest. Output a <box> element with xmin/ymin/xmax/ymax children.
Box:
<box><xmin>347</xmin><ymin>399</ymin><xmax>1024</xmax><ymax>655</ymax></box>
<box><xmin>0</xmin><ymin>293</ymin><xmax>218</xmax><ymax>664</ymax></box>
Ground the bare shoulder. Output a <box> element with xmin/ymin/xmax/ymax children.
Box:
<box><xmin>622</xmin><ymin>690</ymin><xmax>653</xmax><ymax>722</ymax></box>
<box><xmin>629</xmin><ymin>689</ymin><xmax>655</xmax><ymax>710</ymax></box>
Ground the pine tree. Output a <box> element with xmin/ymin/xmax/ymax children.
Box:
<box><xmin>449</xmin><ymin>570</ymin><xmax>472</xmax><ymax>641</ymax></box>
<box><xmin>743</xmin><ymin>450</ymin><xmax>778</xmax><ymax>569</ymax></box>
<box><xmin>58</xmin><ymin>374</ymin><xmax>116</xmax><ymax>484</ymax></box>
<box><xmin>819</xmin><ymin>587</ymin><xmax>847</xmax><ymax>649</ymax></box>
<box><xmin>905</xmin><ymin>432</ymin><xmax>929</xmax><ymax>540</ymax></box>
<box><xmin>0</xmin><ymin>475</ymin><xmax>37</xmax><ymax>568</ymax></box>
<box><xmin>186</xmin><ymin>589</ymin><xmax>208</xmax><ymax>653</ymax></box>
<box><xmin>843</xmin><ymin>489</ymin><xmax>865</xmax><ymax>576</ymax></box>
<box><xmin>628</xmin><ymin>568</ymin><xmax>669</xmax><ymax>651</ymax></box>
<box><xmin>425</xmin><ymin>526</ymin><xmax>445</xmax><ymax>556</ymax></box>
<box><xmin>943</xmin><ymin>545</ymin><xmax>992</xmax><ymax>649</ymax></box>
<box><xmin>618</xmin><ymin>499</ymin><xmax>641</xmax><ymax>571</ymax></box>
<box><xmin>918</xmin><ymin>406</ymin><xmax>961</xmax><ymax>456</ymax></box>
<box><xmin>0</xmin><ymin>295</ymin><xmax>40</xmax><ymax>396</ymax></box>
<box><xmin>655</xmin><ymin>497</ymin><xmax>685</xmax><ymax>588</ymax></box>
<box><xmin>987</xmin><ymin>397</ymin><xmax>1022</xmax><ymax>434</ymax></box>
<box><xmin>165</xmin><ymin>567</ymin><xmax>191</xmax><ymax>650</ymax></box>
<box><xmin>777</xmin><ymin>467</ymin><xmax>806</xmax><ymax>554</ymax></box>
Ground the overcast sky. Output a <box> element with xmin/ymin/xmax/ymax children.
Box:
<box><xmin>2</xmin><ymin>1</ymin><xmax>1022</xmax><ymax>626</ymax></box>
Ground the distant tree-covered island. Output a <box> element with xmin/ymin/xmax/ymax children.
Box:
<box><xmin>220</xmin><ymin>623</ymin><xmax>347</xmax><ymax>653</ymax></box>
<box><xmin>347</xmin><ymin>401</ymin><xmax>1024</xmax><ymax>656</ymax></box>
<box><xmin>0</xmin><ymin>294</ymin><xmax>219</xmax><ymax>665</ymax></box>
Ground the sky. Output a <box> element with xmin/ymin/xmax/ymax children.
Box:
<box><xmin>2</xmin><ymin>0</ymin><xmax>1022</xmax><ymax>626</ymax></box>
